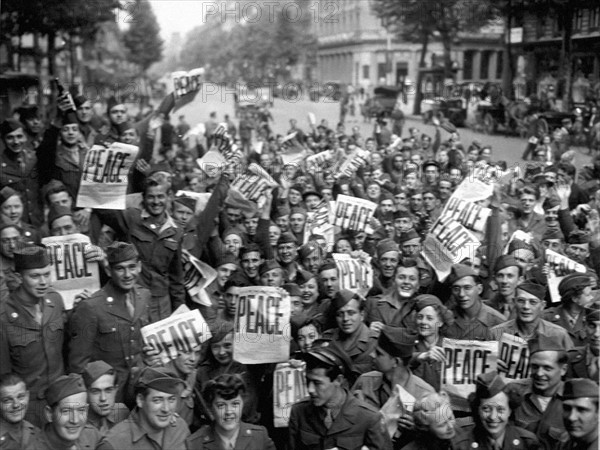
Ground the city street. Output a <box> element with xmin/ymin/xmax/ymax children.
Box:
<box><xmin>176</xmin><ymin>91</ymin><xmax>593</xmax><ymax>170</ymax></box>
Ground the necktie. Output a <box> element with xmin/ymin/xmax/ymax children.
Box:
<box><xmin>34</xmin><ymin>303</ymin><xmax>43</xmax><ymax>325</ymax></box>
<box><xmin>99</xmin><ymin>417</ymin><xmax>109</xmax><ymax>434</ymax></box>
<box><xmin>502</xmin><ymin>304</ymin><xmax>511</xmax><ymax>318</ymax></box>
<box><xmin>126</xmin><ymin>293</ymin><xmax>135</xmax><ymax>318</ymax></box>
<box><xmin>323</xmin><ymin>408</ymin><xmax>333</xmax><ymax>429</ymax></box>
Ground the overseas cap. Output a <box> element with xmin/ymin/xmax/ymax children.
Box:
<box><xmin>282</xmin><ymin>283</ymin><xmax>302</xmax><ymax>297</ymax></box>
<box><xmin>136</xmin><ymin>367</ymin><xmax>184</xmax><ymax>395</ymax></box>
<box><xmin>528</xmin><ymin>334</ymin><xmax>565</xmax><ymax>355</ymax></box>
<box><xmin>259</xmin><ymin>259</ymin><xmax>281</xmax><ymax>277</ymax></box>
<box><xmin>376</xmin><ymin>239</ymin><xmax>399</xmax><ymax>259</ymax></box>
<box><xmin>14</xmin><ymin>245</ymin><xmax>49</xmax><ymax>272</ymax></box>
<box><xmin>47</xmin><ymin>204</ymin><xmax>73</xmax><ymax>226</ymax></box>
<box><xmin>378</xmin><ymin>327</ymin><xmax>418</xmax><ymax>358</ymax></box>
<box><xmin>331</xmin><ymin>289</ymin><xmax>360</xmax><ymax>311</ymax></box>
<box><xmin>295</xmin><ymin>268</ymin><xmax>315</xmax><ymax>286</ymax></box>
<box><xmin>398</xmin><ymin>229</ymin><xmax>420</xmax><ymax>244</ymax></box>
<box><xmin>475</xmin><ymin>371</ymin><xmax>506</xmax><ymax>399</ymax></box>
<box><xmin>46</xmin><ymin>374</ymin><xmax>86</xmax><ymax>406</ymax></box>
<box><xmin>448</xmin><ymin>264</ymin><xmax>478</xmax><ymax>285</ymax></box>
<box><xmin>568</xmin><ymin>230</ymin><xmax>590</xmax><ymax>245</ymax></box>
<box><xmin>277</xmin><ymin>232</ymin><xmax>297</xmax><ymax>246</ymax></box>
<box><xmin>494</xmin><ymin>255</ymin><xmax>520</xmax><ymax>274</ymax></box>
<box><xmin>106</xmin><ymin>241</ymin><xmax>139</xmax><ymax>265</ymax></box>
<box><xmin>0</xmin><ymin>186</ymin><xmax>19</xmax><ymax>206</ymax></box>
<box><xmin>173</xmin><ymin>196</ymin><xmax>196</xmax><ymax>212</ymax></box>
<box><xmin>83</xmin><ymin>361</ymin><xmax>115</xmax><ymax>387</ymax></box>
<box><xmin>0</xmin><ymin>119</ymin><xmax>24</xmax><ymax>137</ymax></box>
<box><xmin>561</xmin><ymin>378</ymin><xmax>599</xmax><ymax>400</ymax></box>
<box><xmin>516</xmin><ymin>281</ymin><xmax>546</xmax><ymax>300</ymax></box>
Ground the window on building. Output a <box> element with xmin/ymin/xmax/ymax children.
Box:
<box><xmin>362</xmin><ymin>65</ymin><xmax>370</xmax><ymax>80</ymax></box>
<box><xmin>591</xmin><ymin>7</ymin><xmax>600</xmax><ymax>29</ymax></box>
<box><xmin>573</xmin><ymin>8</ymin><xmax>584</xmax><ymax>32</ymax></box>
<box><xmin>463</xmin><ymin>50</ymin><xmax>474</xmax><ymax>80</ymax></box>
<box><xmin>377</xmin><ymin>63</ymin><xmax>386</xmax><ymax>80</ymax></box>
<box><xmin>480</xmin><ymin>51</ymin><xmax>491</xmax><ymax>80</ymax></box>
<box><xmin>496</xmin><ymin>51</ymin><xmax>503</xmax><ymax>80</ymax></box>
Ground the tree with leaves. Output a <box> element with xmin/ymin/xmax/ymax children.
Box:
<box><xmin>123</xmin><ymin>0</ymin><xmax>164</xmax><ymax>72</ymax></box>
<box><xmin>371</xmin><ymin>0</ymin><xmax>499</xmax><ymax>114</ymax></box>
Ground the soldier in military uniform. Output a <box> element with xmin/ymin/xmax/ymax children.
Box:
<box><xmin>322</xmin><ymin>289</ymin><xmax>377</xmax><ymax>375</ymax></box>
<box><xmin>543</xmin><ymin>273</ymin><xmax>595</xmax><ymax>346</ymax></box>
<box><xmin>445</xmin><ymin>264</ymin><xmax>505</xmax><ymax>341</ymax></box>
<box><xmin>491</xmin><ymin>281</ymin><xmax>574</xmax><ymax>349</ymax></box>
<box><xmin>0</xmin><ymin>245</ymin><xmax>66</xmax><ymax>427</ymax></box>
<box><xmin>508</xmin><ymin>335</ymin><xmax>570</xmax><ymax>449</ymax></box>
<box><xmin>566</xmin><ymin>301</ymin><xmax>600</xmax><ymax>382</ymax></box>
<box><xmin>69</xmin><ymin>242</ymin><xmax>151</xmax><ymax>404</ymax></box>
<box><xmin>0</xmin><ymin>119</ymin><xmax>43</xmax><ymax>226</ymax></box>
<box><xmin>558</xmin><ymin>378</ymin><xmax>599</xmax><ymax>450</ymax></box>
<box><xmin>0</xmin><ymin>373</ymin><xmax>39</xmax><ymax>450</ymax></box>
<box><xmin>485</xmin><ymin>255</ymin><xmax>522</xmax><ymax>320</ymax></box>
<box><xmin>97</xmin><ymin>367</ymin><xmax>190</xmax><ymax>450</ymax></box>
<box><xmin>25</xmin><ymin>374</ymin><xmax>101</xmax><ymax>450</ymax></box>
<box><xmin>288</xmin><ymin>344</ymin><xmax>392</xmax><ymax>450</ymax></box>
<box><xmin>185</xmin><ymin>374</ymin><xmax>276</xmax><ymax>449</ymax></box>
<box><xmin>82</xmin><ymin>361</ymin><xmax>129</xmax><ymax>435</ymax></box>
<box><xmin>453</xmin><ymin>372</ymin><xmax>541</xmax><ymax>450</ymax></box>
<box><xmin>0</xmin><ymin>223</ymin><xmax>24</xmax><ymax>294</ymax></box>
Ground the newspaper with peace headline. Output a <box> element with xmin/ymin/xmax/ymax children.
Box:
<box><xmin>233</xmin><ymin>286</ymin><xmax>291</xmax><ymax>364</ymax></box>
<box><xmin>77</xmin><ymin>143</ymin><xmax>139</xmax><ymax>210</ymax></box>
<box><xmin>41</xmin><ymin>233</ymin><xmax>100</xmax><ymax>310</ymax></box>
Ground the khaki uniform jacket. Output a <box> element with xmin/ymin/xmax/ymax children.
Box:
<box><xmin>97</xmin><ymin>409</ymin><xmax>190</xmax><ymax>450</ymax></box>
<box><xmin>185</xmin><ymin>422</ymin><xmax>276</xmax><ymax>450</ymax></box>
<box><xmin>87</xmin><ymin>403</ymin><xmax>130</xmax><ymax>435</ymax></box>
<box><xmin>0</xmin><ymin>419</ymin><xmax>39</xmax><ymax>450</ymax></box>
<box><xmin>0</xmin><ymin>289</ymin><xmax>66</xmax><ymax>399</ymax></box>
<box><xmin>25</xmin><ymin>423</ymin><xmax>100</xmax><ymax>450</ymax></box>
<box><xmin>69</xmin><ymin>281</ymin><xmax>150</xmax><ymax>401</ymax></box>
<box><xmin>365</xmin><ymin>290</ymin><xmax>418</xmax><ymax>332</ymax></box>
<box><xmin>566</xmin><ymin>346</ymin><xmax>599</xmax><ymax>382</ymax></box>
<box><xmin>322</xmin><ymin>324</ymin><xmax>377</xmax><ymax>375</ymax></box>
<box><xmin>452</xmin><ymin>423</ymin><xmax>541</xmax><ymax>450</ymax></box>
<box><xmin>288</xmin><ymin>391</ymin><xmax>392</xmax><ymax>450</ymax></box>
<box><xmin>351</xmin><ymin>370</ymin><xmax>435</xmax><ymax>409</ymax></box>
<box><xmin>543</xmin><ymin>305</ymin><xmax>588</xmax><ymax>347</ymax></box>
<box><xmin>490</xmin><ymin>319</ymin><xmax>574</xmax><ymax>350</ymax></box>
<box><xmin>446</xmin><ymin>301</ymin><xmax>505</xmax><ymax>341</ymax></box>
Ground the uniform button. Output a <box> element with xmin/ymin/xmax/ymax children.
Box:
<box><xmin>25</xmin><ymin>231</ymin><xmax>31</xmax><ymax>237</ymax></box>
<box><xmin>555</xmin><ymin>314</ymin><xmax>560</xmax><ymax>319</ymax></box>
<box><xmin>131</xmin><ymin>327</ymin><xmax>135</xmax><ymax>331</ymax></box>
<box><xmin>471</xmin><ymin>444</ymin><xmax>479</xmax><ymax>449</ymax></box>
<box><xmin>131</xmin><ymin>340</ymin><xmax>135</xmax><ymax>343</ymax></box>
<box><xmin>150</xmin><ymin>224</ymin><xmax>157</xmax><ymax>229</ymax></box>
<box><xmin>1</xmin><ymin>163</ymin><xmax>5</xmax><ymax>167</ymax></box>
<box><xmin>107</xmin><ymin>297</ymin><xmax>113</xmax><ymax>303</ymax></box>
<box><xmin>45</xmin><ymin>298</ymin><xmax>51</xmax><ymax>304</ymax></box>
<box><xmin>125</xmin><ymin>356</ymin><xmax>129</xmax><ymax>360</ymax></box>
<box><xmin>11</xmin><ymin>312</ymin><xmax>18</xmax><ymax>318</ymax></box>
<box><xmin>513</xmin><ymin>439</ymin><xmax>520</xmax><ymax>446</ymax></box>
<box><xmin>246</xmin><ymin>429</ymin><xmax>251</xmax><ymax>435</ymax></box>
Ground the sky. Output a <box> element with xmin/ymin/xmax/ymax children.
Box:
<box><xmin>149</xmin><ymin>0</ymin><xmax>209</xmax><ymax>39</ymax></box>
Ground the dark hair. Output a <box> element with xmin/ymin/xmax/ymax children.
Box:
<box><xmin>468</xmin><ymin>386</ymin><xmax>523</xmax><ymax>426</ymax></box>
<box><xmin>0</xmin><ymin>373</ymin><xmax>26</xmax><ymax>391</ymax></box>
<box><xmin>143</xmin><ymin>177</ymin><xmax>170</xmax><ymax>194</ymax></box>
<box><xmin>240</xmin><ymin>243</ymin><xmax>262</xmax><ymax>258</ymax></box>
<box><xmin>292</xmin><ymin>318</ymin><xmax>322</xmax><ymax>341</ymax></box>
<box><xmin>561</xmin><ymin>285</ymin><xmax>587</xmax><ymax>305</ymax></box>
<box><xmin>557</xmin><ymin>162</ymin><xmax>576</xmax><ymax>178</ymax></box>
<box><xmin>305</xmin><ymin>357</ymin><xmax>344</xmax><ymax>382</ymax></box>
<box><xmin>44</xmin><ymin>184</ymin><xmax>71</xmax><ymax>204</ymax></box>
<box><xmin>202</xmin><ymin>374</ymin><xmax>246</xmax><ymax>406</ymax></box>
<box><xmin>519</xmin><ymin>185</ymin><xmax>540</xmax><ymax>200</ymax></box>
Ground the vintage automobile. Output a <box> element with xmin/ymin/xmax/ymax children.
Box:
<box><xmin>363</xmin><ymin>85</ymin><xmax>403</xmax><ymax>118</ymax></box>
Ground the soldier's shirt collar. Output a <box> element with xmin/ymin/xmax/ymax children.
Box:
<box><xmin>140</xmin><ymin>209</ymin><xmax>177</xmax><ymax>232</ymax></box>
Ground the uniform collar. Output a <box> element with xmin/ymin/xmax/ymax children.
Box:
<box><xmin>140</xmin><ymin>209</ymin><xmax>177</xmax><ymax>233</ymax></box>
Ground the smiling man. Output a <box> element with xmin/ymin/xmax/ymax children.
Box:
<box><xmin>97</xmin><ymin>367</ymin><xmax>189</xmax><ymax>450</ymax></box>
<box><xmin>69</xmin><ymin>242</ymin><xmax>150</xmax><ymax>404</ymax></box>
<box><xmin>445</xmin><ymin>264</ymin><xmax>505</xmax><ymax>341</ymax></box>
<box><xmin>485</xmin><ymin>255</ymin><xmax>523</xmax><ymax>319</ymax></box>
<box><xmin>95</xmin><ymin>178</ymin><xmax>185</xmax><ymax>321</ymax></box>
<box><xmin>0</xmin><ymin>373</ymin><xmax>39</xmax><ymax>449</ymax></box>
<box><xmin>26</xmin><ymin>374</ymin><xmax>100</xmax><ymax>449</ymax></box>
<box><xmin>323</xmin><ymin>290</ymin><xmax>377</xmax><ymax>374</ymax></box>
<box><xmin>0</xmin><ymin>245</ymin><xmax>66</xmax><ymax>427</ymax></box>
<box><xmin>509</xmin><ymin>335</ymin><xmax>571</xmax><ymax>449</ymax></box>
<box><xmin>289</xmin><ymin>344</ymin><xmax>392</xmax><ymax>450</ymax></box>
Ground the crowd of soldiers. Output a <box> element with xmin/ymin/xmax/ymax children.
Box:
<box><xmin>0</xmin><ymin>87</ymin><xmax>599</xmax><ymax>450</ymax></box>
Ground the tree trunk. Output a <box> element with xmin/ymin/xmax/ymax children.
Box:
<box><xmin>442</xmin><ymin>33</ymin><xmax>454</xmax><ymax>82</ymax></box>
<box><xmin>47</xmin><ymin>31</ymin><xmax>56</xmax><ymax>78</ymax></box>
<box><xmin>560</xmin><ymin>2</ymin><xmax>573</xmax><ymax>111</ymax></box>
<box><xmin>501</xmin><ymin>0</ymin><xmax>514</xmax><ymax>99</ymax></box>
<box><xmin>413</xmin><ymin>32</ymin><xmax>429</xmax><ymax>115</ymax></box>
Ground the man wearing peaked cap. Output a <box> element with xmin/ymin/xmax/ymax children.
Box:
<box><xmin>322</xmin><ymin>289</ymin><xmax>377</xmax><ymax>375</ymax></box>
<box><xmin>0</xmin><ymin>245</ymin><xmax>67</xmax><ymax>427</ymax></box>
<box><xmin>543</xmin><ymin>272</ymin><xmax>594</xmax><ymax>346</ymax></box>
<box><xmin>566</xmin><ymin>300</ymin><xmax>600</xmax><ymax>382</ymax></box>
<box><xmin>455</xmin><ymin>371</ymin><xmax>541</xmax><ymax>450</ymax></box>
<box><xmin>446</xmin><ymin>263</ymin><xmax>505</xmax><ymax>341</ymax></box>
<box><xmin>508</xmin><ymin>333</ymin><xmax>571</xmax><ymax>449</ymax></box>
<box><xmin>559</xmin><ymin>379</ymin><xmax>599</xmax><ymax>450</ymax></box>
<box><xmin>83</xmin><ymin>361</ymin><xmax>129</xmax><ymax>435</ymax></box>
<box><xmin>485</xmin><ymin>255</ymin><xmax>523</xmax><ymax>320</ymax></box>
<box><xmin>69</xmin><ymin>241</ymin><xmax>151</xmax><ymax>406</ymax></box>
<box><xmin>289</xmin><ymin>343</ymin><xmax>393</xmax><ymax>450</ymax></box>
<box><xmin>97</xmin><ymin>367</ymin><xmax>189</xmax><ymax>450</ymax></box>
<box><xmin>492</xmin><ymin>281</ymin><xmax>574</xmax><ymax>351</ymax></box>
<box><xmin>26</xmin><ymin>373</ymin><xmax>102</xmax><ymax>449</ymax></box>
<box><xmin>353</xmin><ymin>327</ymin><xmax>434</xmax><ymax>411</ymax></box>
<box><xmin>259</xmin><ymin>259</ymin><xmax>284</xmax><ymax>287</ymax></box>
